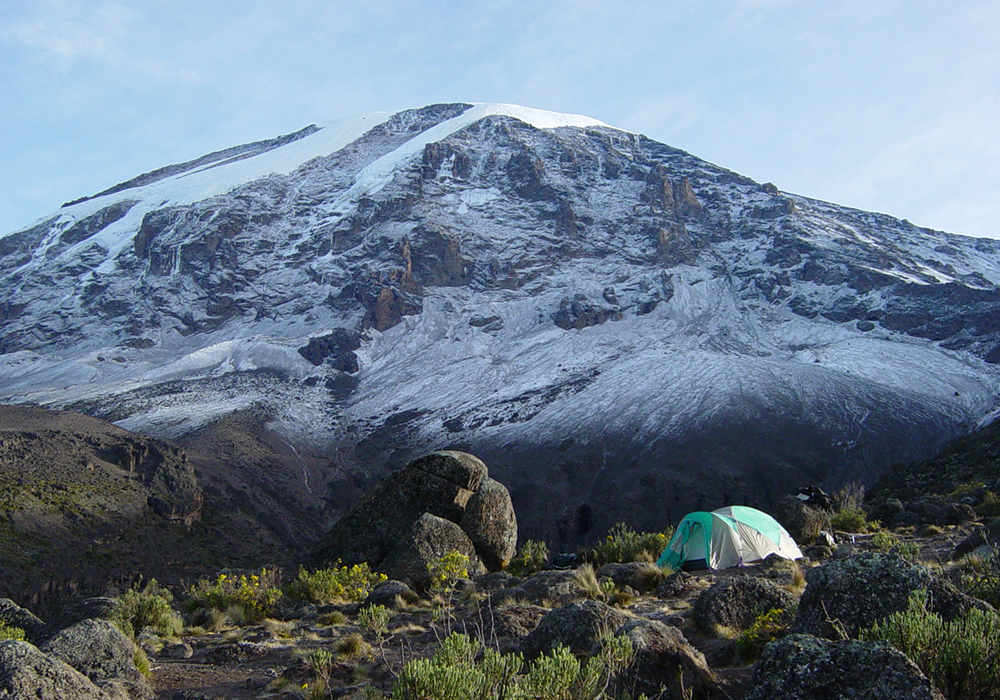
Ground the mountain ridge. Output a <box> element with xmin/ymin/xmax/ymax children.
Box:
<box><xmin>3</xmin><ymin>102</ymin><xmax>999</xmax><ymax>546</ymax></box>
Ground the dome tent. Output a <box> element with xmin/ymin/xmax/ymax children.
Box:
<box><xmin>656</xmin><ymin>506</ymin><xmax>803</xmax><ymax>571</ymax></box>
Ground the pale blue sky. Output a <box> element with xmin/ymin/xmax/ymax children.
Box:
<box><xmin>2</xmin><ymin>0</ymin><xmax>998</xmax><ymax>239</ymax></box>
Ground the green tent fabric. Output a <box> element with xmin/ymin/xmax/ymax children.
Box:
<box><xmin>656</xmin><ymin>506</ymin><xmax>803</xmax><ymax>570</ymax></box>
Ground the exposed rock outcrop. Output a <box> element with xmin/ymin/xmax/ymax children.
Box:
<box><xmin>793</xmin><ymin>552</ymin><xmax>988</xmax><ymax>639</ymax></box>
<box><xmin>746</xmin><ymin>634</ymin><xmax>943</xmax><ymax>700</ymax></box>
<box><xmin>42</xmin><ymin>620</ymin><xmax>152</xmax><ymax>700</ymax></box>
<box><xmin>519</xmin><ymin>600</ymin><xmax>630</xmax><ymax>659</ymax></box>
<box><xmin>0</xmin><ymin>640</ymin><xmax>112</xmax><ymax>700</ymax></box>
<box><xmin>380</xmin><ymin>513</ymin><xmax>486</xmax><ymax>584</ymax></box>
<box><xmin>307</xmin><ymin>451</ymin><xmax>516</xmax><ymax>583</ymax></box>
<box><xmin>610</xmin><ymin>618</ymin><xmax>720</xmax><ymax>700</ymax></box>
<box><xmin>694</xmin><ymin>576</ymin><xmax>798</xmax><ymax>633</ymax></box>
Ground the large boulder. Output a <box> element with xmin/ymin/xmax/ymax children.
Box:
<box><xmin>773</xmin><ymin>495</ymin><xmax>830</xmax><ymax>544</ymax></box>
<box><xmin>307</xmin><ymin>451</ymin><xmax>515</xmax><ymax>581</ymax></box>
<box><xmin>694</xmin><ymin>576</ymin><xmax>798</xmax><ymax>633</ymax></box>
<box><xmin>475</xmin><ymin>603</ymin><xmax>548</xmax><ymax>649</ymax></box>
<box><xmin>460</xmin><ymin>476</ymin><xmax>517</xmax><ymax>570</ymax></box>
<box><xmin>490</xmin><ymin>569</ymin><xmax>584</xmax><ymax>607</ymax></box>
<box><xmin>380</xmin><ymin>513</ymin><xmax>485</xmax><ymax>585</ymax></box>
<box><xmin>37</xmin><ymin>598</ymin><xmax>119</xmax><ymax>644</ymax></box>
<box><xmin>0</xmin><ymin>639</ymin><xmax>112</xmax><ymax>700</ymax></box>
<box><xmin>745</xmin><ymin>634</ymin><xmax>943</xmax><ymax>700</ymax></box>
<box><xmin>0</xmin><ymin>599</ymin><xmax>44</xmax><ymax>642</ymax></box>
<box><xmin>609</xmin><ymin>618</ymin><xmax>720</xmax><ymax>700</ymax></box>
<box><xmin>519</xmin><ymin>599</ymin><xmax>630</xmax><ymax>659</ymax></box>
<box><xmin>41</xmin><ymin>619</ymin><xmax>152</xmax><ymax>700</ymax></box>
<box><xmin>794</xmin><ymin>552</ymin><xmax>987</xmax><ymax>639</ymax></box>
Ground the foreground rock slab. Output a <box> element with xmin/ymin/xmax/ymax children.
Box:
<box><xmin>746</xmin><ymin>634</ymin><xmax>943</xmax><ymax>700</ymax></box>
<box><xmin>0</xmin><ymin>639</ymin><xmax>112</xmax><ymax>700</ymax></box>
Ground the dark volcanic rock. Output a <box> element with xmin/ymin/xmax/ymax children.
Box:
<box><xmin>746</xmin><ymin>634</ymin><xmax>942</xmax><ymax>700</ymax></box>
<box><xmin>951</xmin><ymin>517</ymin><xmax>1000</xmax><ymax>560</ymax></box>
<box><xmin>553</xmin><ymin>294</ymin><xmax>621</xmax><ymax>330</ymax></box>
<box><xmin>772</xmin><ymin>495</ymin><xmax>830</xmax><ymax>543</ymax></box>
<box><xmin>793</xmin><ymin>552</ymin><xmax>986</xmax><ymax>639</ymax></box>
<box><xmin>41</xmin><ymin>619</ymin><xmax>152</xmax><ymax>699</ymax></box>
<box><xmin>610</xmin><ymin>618</ymin><xmax>719</xmax><ymax>700</ymax></box>
<box><xmin>364</xmin><ymin>580</ymin><xmax>419</xmax><ymax>610</ymax></box>
<box><xmin>490</xmin><ymin>569</ymin><xmax>584</xmax><ymax>607</ymax></box>
<box><xmin>693</xmin><ymin>576</ymin><xmax>798</xmax><ymax>632</ymax></box>
<box><xmin>380</xmin><ymin>513</ymin><xmax>485</xmax><ymax>585</ymax></box>
<box><xmin>460</xmin><ymin>476</ymin><xmax>518</xmax><ymax>570</ymax></box>
<box><xmin>308</xmin><ymin>451</ymin><xmax>514</xmax><ymax>585</ymax></box>
<box><xmin>37</xmin><ymin>598</ymin><xmax>119</xmax><ymax>644</ymax></box>
<box><xmin>0</xmin><ymin>600</ymin><xmax>44</xmax><ymax>642</ymax></box>
<box><xmin>296</xmin><ymin>329</ymin><xmax>361</xmax><ymax>371</ymax></box>
<box><xmin>519</xmin><ymin>600</ymin><xmax>630</xmax><ymax>659</ymax></box>
<box><xmin>0</xmin><ymin>639</ymin><xmax>111</xmax><ymax>700</ymax></box>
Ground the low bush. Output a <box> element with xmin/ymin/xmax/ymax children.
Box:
<box><xmin>507</xmin><ymin>540</ymin><xmax>549</xmax><ymax>576</ymax></box>
<box><xmin>978</xmin><ymin>491</ymin><xmax>1000</xmax><ymax>518</ymax></box>
<box><xmin>112</xmin><ymin>577</ymin><xmax>182</xmax><ymax>639</ymax></box>
<box><xmin>285</xmin><ymin>563</ymin><xmax>387</xmax><ymax>604</ymax></box>
<box><xmin>427</xmin><ymin>550</ymin><xmax>470</xmax><ymax>592</ymax></box>
<box><xmin>735</xmin><ymin>608</ymin><xmax>793</xmax><ymax>663</ymax></box>
<box><xmin>186</xmin><ymin>568</ymin><xmax>282</xmax><ymax>624</ymax></box>
<box><xmin>0</xmin><ymin>621</ymin><xmax>25</xmax><ymax>641</ymax></box>
<box><xmin>861</xmin><ymin>589</ymin><xmax>1000</xmax><ymax>700</ymax></box>
<box><xmin>829</xmin><ymin>506</ymin><xmax>870</xmax><ymax>533</ymax></box>
<box><xmin>388</xmin><ymin>632</ymin><xmax>635</xmax><ymax>700</ymax></box>
<box><xmin>869</xmin><ymin>530</ymin><xmax>920</xmax><ymax>562</ymax></box>
<box><xmin>589</xmin><ymin>522</ymin><xmax>673</xmax><ymax>566</ymax></box>
<box><xmin>957</xmin><ymin>549</ymin><xmax>1000</xmax><ymax>609</ymax></box>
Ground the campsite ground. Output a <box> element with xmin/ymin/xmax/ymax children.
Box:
<box><xmin>144</xmin><ymin>523</ymin><xmax>976</xmax><ymax>699</ymax></box>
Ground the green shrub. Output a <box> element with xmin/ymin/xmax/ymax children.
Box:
<box><xmin>830</xmin><ymin>506</ymin><xmax>870</xmax><ymax>533</ymax></box>
<box><xmin>948</xmin><ymin>481</ymin><xmax>986</xmax><ymax>499</ymax></box>
<box><xmin>869</xmin><ymin>530</ymin><xmax>920</xmax><ymax>562</ymax></box>
<box><xmin>735</xmin><ymin>608</ymin><xmax>793</xmax><ymax>663</ymax></box>
<box><xmin>390</xmin><ymin>632</ymin><xmax>635</xmax><ymax>700</ymax></box>
<box><xmin>978</xmin><ymin>491</ymin><xmax>1000</xmax><ymax>518</ymax></box>
<box><xmin>507</xmin><ymin>540</ymin><xmax>549</xmax><ymax>576</ymax></box>
<box><xmin>861</xmin><ymin>589</ymin><xmax>1000</xmax><ymax>700</ymax></box>
<box><xmin>186</xmin><ymin>568</ymin><xmax>282</xmax><ymax>624</ymax></box>
<box><xmin>958</xmin><ymin>549</ymin><xmax>1000</xmax><ymax>609</ymax></box>
<box><xmin>0</xmin><ymin>621</ymin><xmax>25</xmax><ymax>641</ymax></box>
<box><xmin>427</xmin><ymin>551</ymin><xmax>470</xmax><ymax>592</ymax></box>
<box><xmin>285</xmin><ymin>563</ymin><xmax>387</xmax><ymax>604</ymax></box>
<box><xmin>359</xmin><ymin>604</ymin><xmax>391</xmax><ymax>636</ymax></box>
<box><xmin>112</xmin><ymin>578</ymin><xmax>182</xmax><ymax>639</ymax></box>
<box><xmin>590</xmin><ymin>522</ymin><xmax>673</xmax><ymax>566</ymax></box>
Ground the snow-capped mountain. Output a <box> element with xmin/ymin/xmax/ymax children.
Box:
<box><xmin>3</xmin><ymin>102</ymin><xmax>1000</xmax><ymax>543</ymax></box>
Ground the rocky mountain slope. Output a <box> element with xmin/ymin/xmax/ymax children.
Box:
<box><xmin>3</xmin><ymin>103</ymin><xmax>1000</xmax><ymax>546</ymax></box>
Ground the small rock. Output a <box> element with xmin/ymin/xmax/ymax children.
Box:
<box><xmin>365</xmin><ymin>580</ymin><xmax>419</xmax><ymax>610</ymax></box>
<box><xmin>655</xmin><ymin>570</ymin><xmax>699</xmax><ymax>599</ymax></box>
<box><xmin>203</xmin><ymin>642</ymin><xmax>269</xmax><ymax>665</ymax></box>
<box><xmin>161</xmin><ymin>642</ymin><xmax>193</xmax><ymax>659</ymax></box>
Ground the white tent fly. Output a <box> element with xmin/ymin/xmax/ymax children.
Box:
<box><xmin>656</xmin><ymin>505</ymin><xmax>803</xmax><ymax>570</ymax></box>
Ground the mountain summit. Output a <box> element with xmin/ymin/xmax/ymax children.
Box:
<box><xmin>3</xmin><ymin>102</ymin><xmax>1000</xmax><ymax>543</ymax></box>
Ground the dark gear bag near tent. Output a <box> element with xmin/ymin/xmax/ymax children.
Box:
<box><xmin>656</xmin><ymin>505</ymin><xmax>803</xmax><ymax>571</ymax></box>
